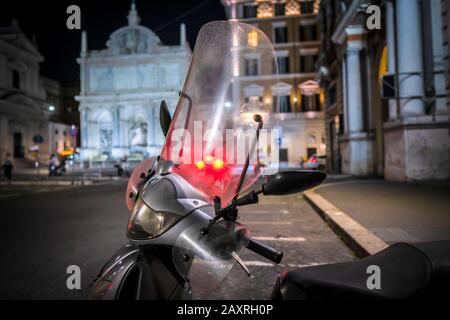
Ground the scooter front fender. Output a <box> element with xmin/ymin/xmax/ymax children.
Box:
<box><xmin>88</xmin><ymin>244</ymin><xmax>140</xmax><ymax>300</ymax></box>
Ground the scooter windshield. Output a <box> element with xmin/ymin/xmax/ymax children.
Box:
<box><xmin>159</xmin><ymin>21</ymin><xmax>279</xmax><ymax>205</ymax></box>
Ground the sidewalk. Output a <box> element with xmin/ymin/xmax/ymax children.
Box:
<box><xmin>0</xmin><ymin>167</ymin><xmax>125</xmax><ymax>186</ymax></box>
<box><xmin>305</xmin><ymin>179</ymin><xmax>450</xmax><ymax>256</ymax></box>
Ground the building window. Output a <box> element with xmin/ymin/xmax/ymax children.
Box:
<box><xmin>286</xmin><ymin>0</ymin><xmax>300</xmax><ymax>15</ymax></box>
<box><xmin>12</xmin><ymin>70</ymin><xmax>20</xmax><ymax>89</ymax></box>
<box><xmin>243</xmin><ymin>4</ymin><xmax>257</xmax><ymax>18</ymax></box>
<box><xmin>300</xmin><ymin>94</ymin><xmax>321</xmax><ymax>111</ymax></box>
<box><xmin>257</xmin><ymin>2</ymin><xmax>274</xmax><ymax>18</ymax></box>
<box><xmin>299</xmin><ymin>80</ymin><xmax>321</xmax><ymax>112</ymax></box>
<box><xmin>275</xmin><ymin>96</ymin><xmax>292</xmax><ymax>113</ymax></box>
<box><xmin>272</xmin><ymin>57</ymin><xmax>278</xmax><ymax>74</ymax></box>
<box><xmin>300</xmin><ymin>0</ymin><xmax>315</xmax><ymax>14</ymax></box>
<box><xmin>300</xmin><ymin>54</ymin><xmax>318</xmax><ymax>73</ymax></box>
<box><xmin>273</xmin><ymin>25</ymin><xmax>288</xmax><ymax>43</ymax></box>
<box><xmin>274</xmin><ymin>3</ymin><xmax>286</xmax><ymax>16</ymax></box>
<box><xmin>245</xmin><ymin>58</ymin><xmax>259</xmax><ymax>76</ymax></box>
<box><xmin>272</xmin><ymin>82</ymin><xmax>293</xmax><ymax>112</ymax></box>
<box><xmin>248</xmin><ymin>29</ymin><xmax>259</xmax><ymax>47</ymax></box>
<box><xmin>327</xmin><ymin>84</ymin><xmax>337</xmax><ymax>107</ymax></box>
<box><xmin>300</xmin><ymin>25</ymin><xmax>317</xmax><ymax>41</ymax></box>
<box><xmin>244</xmin><ymin>84</ymin><xmax>264</xmax><ymax>107</ymax></box>
<box><xmin>246</xmin><ymin>96</ymin><xmax>262</xmax><ymax>108</ymax></box>
<box><xmin>276</xmin><ymin>55</ymin><xmax>290</xmax><ymax>74</ymax></box>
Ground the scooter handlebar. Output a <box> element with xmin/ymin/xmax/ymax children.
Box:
<box><xmin>247</xmin><ymin>238</ymin><xmax>283</xmax><ymax>264</ymax></box>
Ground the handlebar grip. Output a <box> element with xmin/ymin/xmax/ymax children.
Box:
<box><xmin>236</xmin><ymin>191</ymin><xmax>259</xmax><ymax>206</ymax></box>
<box><xmin>247</xmin><ymin>238</ymin><xmax>283</xmax><ymax>264</ymax></box>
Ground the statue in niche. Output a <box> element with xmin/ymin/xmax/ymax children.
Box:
<box><xmin>107</xmin><ymin>28</ymin><xmax>151</xmax><ymax>56</ymax></box>
<box><xmin>100</xmin><ymin>128</ymin><xmax>112</xmax><ymax>149</ymax></box>
<box><xmin>125</xmin><ymin>29</ymin><xmax>138</xmax><ymax>54</ymax></box>
<box><xmin>129</xmin><ymin>120</ymin><xmax>147</xmax><ymax>146</ymax></box>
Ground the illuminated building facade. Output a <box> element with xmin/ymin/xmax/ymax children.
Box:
<box><xmin>317</xmin><ymin>0</ymin><xmax>449</xmax><ymax>180</ymax></box>
<box><xmin>222</xmin><ymin>0</ymin><xmax>325</xmax><ymax>166</ymax></box>
<box><xmin>76</xmin><ymin>3</ymin><xmax>191</xmax><ymax>160</ymax></box>
<box><xmin>0</xmin><ymin>20</ymin><xmax>76</xmax><ymax>164</ymax></box>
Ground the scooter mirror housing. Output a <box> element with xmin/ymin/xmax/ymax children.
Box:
<box><xmin>160</xmin><ymin>100</ymin><xmax>172</xmax><ymax>137</ymax></box>
<box><xmin>261</xmin><ymin>170</ymin><xmax>326</xmax><ymax>196</ymax></box>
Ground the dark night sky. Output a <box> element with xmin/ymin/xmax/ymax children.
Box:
<box><xmin>0</xmin><ymin>0</ymin><xmax>226</xmax><ymax>86</ymax></box>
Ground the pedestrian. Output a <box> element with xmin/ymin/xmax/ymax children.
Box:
<box><xmin>121</xmin><ymin>156</ymin><xmax>130</xmax><ymax>177</ymax></box>
<box><xmin>58</xmin><ymin>155</ymin><xmax>66</xmax><ymax>175</ymax></box>
<box><xmin>2</xmin><ymin>152</ymin><xmax>14</xmax><ymax>181</ymax></box>
<box><xmin>49</xmin><ymin>153</ymin><xmax>59</xmax><ymax>177</ymax></box>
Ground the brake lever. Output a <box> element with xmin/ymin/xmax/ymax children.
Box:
<box><xmin>231</xmin><ymin>251</ymin><xmax>251</xmax><ymax>277</ymax></box>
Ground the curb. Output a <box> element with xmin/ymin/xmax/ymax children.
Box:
<box><xmin>304</xmin><ymin>189</ymin><xmax>388</xmax><ymax>258</ymax></box>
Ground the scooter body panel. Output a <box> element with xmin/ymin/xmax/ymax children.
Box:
<box><xmin>88</xmin><ymin>243</ymin><xmax>191</xmax><ymax>300</ymax></box>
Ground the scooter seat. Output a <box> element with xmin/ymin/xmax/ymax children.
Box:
<box><xmin>271</xmin><ymin>242</ymin><xmax>438</xmax><ymax>300</ymax></box>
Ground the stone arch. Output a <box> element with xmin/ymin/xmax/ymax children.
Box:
<box><xmin>8</xmin><ymin>60</ymin><xmax>28</xmax><ymax>89</ymax></box>
<box><xmin>307</xmin><ymin>134</ymin><xmax>317</xmax><ymax>146</ymax></box>
<box><xmin>107</xmin><ymin>25</ymin><xmax>161</xmax><ymax>55</ymax></box>
<box><xmin>306</xmin><ymin>133</ymin><xmax>319</xmax><ymax>158</ymax></box>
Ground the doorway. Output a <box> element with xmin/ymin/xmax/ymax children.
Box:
<box><xmin>13</xmin><ymin>132</ymin><xmax>24</xmax><ymax>158</ymax></box>
<box><xmin>307</xmin><ymin>147</ymin><xmax>317</xmax><ymax>158</ymax></box>
<box><xmin>329</xmin><ymin>121</ymin><xmax>341</xmax><ymax>172</ymax></box>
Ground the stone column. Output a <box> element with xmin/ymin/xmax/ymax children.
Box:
<box><xmin>345</xmin><ymin>25</ymin><xmax>365</xmax><ymax>133</ymax></box>
<box><xmin>80</xmin><ymin>31</ymin><xmax>87</xmax><ymax>95</ymax></box>
<box><xmin>341</xmin><ymin>55</ymin><xmax>348</xmax><ymax>134</ymax></box>
<box><xmin>80</xmin><ymin>106</ymin><xmax>89</xmax><ymax>148</ymax></box>
<box><xmin>339</xmin><ymin>25</ymin><xmax>375</xmax><ymax>176</ymax></box>
<box><xmin>180</xmin><ymin>23</ymin><xmax>186</xmax><ymax>46</ymax></box>
<box><xmin>386</xmin><ymin>0</ymin><xmax>397</xmax><ymax>120</ymax></box>
<box><xmin>230</xmin><ymin>1</ymin><xmax>237</xmax><ymax>19</ymax></box>
<box><xmin>0</xmin><ymin>116</ymin><xmax>6</xmax><ymax>162</ymax></box>
<box><xmin>113</xmin><ymin>106</ymin><xmax>121</xmax><ymax>147</ymax></box>
<box><xmin>384</xmin><ymin>0</ymin><xmax>450</xmax><ymax>181</ymax></box>
<box><xmin>430</xmin><ymin>0</ymin><xmax>447</xmax><ymax>115</ymax></box>
<box><xmin>396</xmin><ymin>0</ymin><xmax>425</xmax><ymax>117</ymax></box>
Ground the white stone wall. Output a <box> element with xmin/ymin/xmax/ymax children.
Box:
<box><xmin>76</xmin><ymin>8</ymin><xmax>191</xmax><ymax>160</ymax></box>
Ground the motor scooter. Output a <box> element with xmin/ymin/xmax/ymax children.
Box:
<box><xmin>89</xmin><ymin>21</ymin><xmax>450</xmax><ymax>300</ymax></box>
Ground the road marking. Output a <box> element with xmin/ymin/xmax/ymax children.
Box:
<box><xmin>244</xmin><ymin>261</ymin><xmax>274</xmax><ymax>267</ymax></box>
<box><xmin>0</xmin><ymin>193</ymin><xmax>20</xmax><ymax>199</ymax></box>
<box><xmin>244</xmin><ymin>221</ymin><xmax>293</xmax><ymax>225</ymax></box>
<box><xmin>287</xmin><ymin>262</ymin><xmax>321</xmax><ymax>268</ymax></box>
<box><xmin>253</xmin><ymin>236</ymin><xmax>306</xmax><ymax>242</ymax></box>
<box><xmin>240</xmin><ymin>210</ymin><xmax>290</xmax><ymax>214</ymax></box>
<box><xmin>244</xmin><ymin>260</ymin><xmax>322</xmax><ymax>268</ymax></box>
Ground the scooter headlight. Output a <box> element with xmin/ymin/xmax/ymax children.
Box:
<box><xmin>127</xmin><ymin>198</ymin><xmax>180</xmax><ymax>240</ymax></box>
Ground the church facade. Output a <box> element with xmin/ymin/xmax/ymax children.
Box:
<box><xmin>0</xmin><ymin>20</ymin><xmax>77</xmax><ymax>165</ymax></box>
<box><xmin>76</xmin><ymin>3</ymin><xmax>191</xmax><ymax>161</ymax></box>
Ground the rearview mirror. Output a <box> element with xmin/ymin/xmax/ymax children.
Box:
<box><xmin>261</xmin><ymin>170</ymin><xmax>326</xmax><ymax>196</ymax></box>
<box><xmin>160</xmin><ymin>100</ymin><xmax>172</xmax><ymax>137</ymax></box>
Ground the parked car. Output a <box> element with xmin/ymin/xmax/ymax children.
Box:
<box><xmin>304</xmin><ymin>154</ymin><xmax>326</xmax><ymax>171</ymax></box>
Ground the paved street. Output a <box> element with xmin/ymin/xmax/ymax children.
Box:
<box><xmin>0</xmin><ymin>182</ymin><xmax>354</xmax><ymax>300</ymax></box>
<box><xmin>212</xmin><ymin>194</ymin><xmax>355</xmax><ymax>299</ymax></box>
<box><xmin>0</xmin><ymin>182</ymin><xmax>130</xmax><ymax>299</ymax></box>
